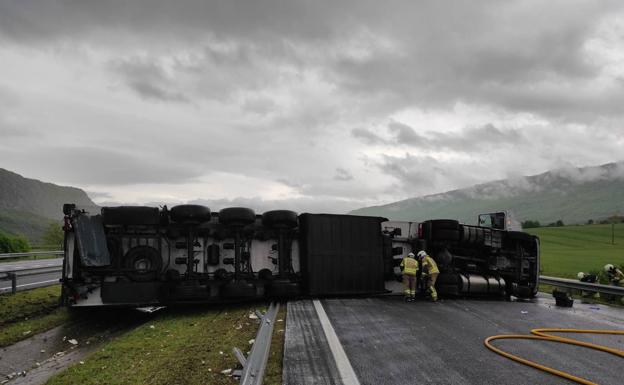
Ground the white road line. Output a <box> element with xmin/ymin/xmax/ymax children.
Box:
<box><xmin>312</xmin><ymin>299</ymin><xmax>361</xmax><ymax>385</ymax></box>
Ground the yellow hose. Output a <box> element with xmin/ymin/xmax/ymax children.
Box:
<box><xmin>484</xmin><ymin>329</ymin><xmax>624</xmax><ymax>385</ymax></box>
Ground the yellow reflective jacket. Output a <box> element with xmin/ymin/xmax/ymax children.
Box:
<box><xmin>611</xmin><ymin>268</ymin><xmax>624</xmax><ymax>285</ymax></box>
<box><xmin>400</xmin><ymin>256</ymin><xmax>418</xmax><ymax>276</ymax></box>
<box><xmin>422</xmin><ymin>256</ymin><xmax>439</xmax><ymax>275</ymax></box>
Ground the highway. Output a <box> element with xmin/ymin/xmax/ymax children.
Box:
<box><xmin>0</xmin><ymin>259</ymin><xmax>62</xmax><ymax>293</ymax></box>
<box><xmin>284</xmin><ymin>295</ymin><xmax>624</xmax><ymax>385</ymax></box>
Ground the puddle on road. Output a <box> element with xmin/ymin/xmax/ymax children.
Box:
<box><xmin>0</xmin><ymin>309</ymin><xmax>152</xmax><ymax>385</ymax></box>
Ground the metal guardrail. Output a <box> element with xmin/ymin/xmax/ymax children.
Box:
<box><xmin>233</xmin><ymin>302</ymin><xmax>280</xmax><ymax>385</ymax></box>
<box><xmin>0</xmin><ymin>250</ymin><xmax>64</xmax><ymax>260</ymax></box>
<box><xmin>0</xmin><ymin>266</ymin><xmax>62</xmax><ymax>294</ymax></box>
<box><xmin>540</xmin><ymin>275</ymin><xmax>624</xmax><ymax>296</ymax></box>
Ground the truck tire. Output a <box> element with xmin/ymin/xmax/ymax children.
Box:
<box><xmin>507</xmin><ymin>231</ymin><xmax>533</xmax><ymax>243</ymax></box>
<box><xmin>214</xmin><ymin>268</ymin><xmax>231</xmax><ymax>280</ymax></box>
<box><xmin>258</xmin><ymin>268</ymin><xmax>273</xmax><ymax>281</ymax></box>
<box><xmin>432</xmin><ymin>229</ymin><xmax>460</xmax><ymax>242</ymax></box>
<box><xmin>170</xmin><ymin>205</ymin><xmax>211</xmax><ymax>224</ymax></box>
<box><xmin>102</xmin><ymin>206</ymin><xmax>160</xmax><ymax>226</ymax></box>
<box><xmin>262</xmin><ymin>210</ymin><xmax>298</xmax><ymax>229</ymax></box>
<box><xmin>430</xmin><ymin>219</ymin><xmax>460</xmax><ymax>231</ymax></box>
<box><xmin>221</xmin><ymin>281</ymin><xmax>257</xmax><ymax>298</ymax></box>
<box><xmin>218</xmin><ymin>207</ymin><xmax>256</xmax><ymax>227</ymax></box>
<box><xmin>268</xmin><ymin>281</ymin><xmax>300</xmax><ymax>297</ymax></box>
<box><xmin>124</xmin><ymin>246</ymin><xmax>162</xmax><ymax>282</ymax></box>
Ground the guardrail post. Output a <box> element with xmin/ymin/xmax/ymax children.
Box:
<box><xmin>9</xmin><ymin>273</ymin><xmax>17</xmax><ymax>294</ymax></box>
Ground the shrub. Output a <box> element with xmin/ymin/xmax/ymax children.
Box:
<box><xmin>521</xmin><ymin>220</ymin><xmax>541</xmax><ymax>228</ymax></box>
<box><xmin>0</xmin><ymin>231</ymin><xmax>31</xmax><ymax>253</ymax></box>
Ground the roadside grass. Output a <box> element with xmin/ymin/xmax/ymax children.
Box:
<box><xmin>526</xmin><ymin>223</ymin><xmax>624</xmax><ymax>279</ymax></box>
<box><xmin>46</xmin><ymin>302</ymin><xmax>283</xmax><ymax>385</ymax></box>
<box><xmin>0</xmin><ymin>285</ymin><xmax>68</xmax><ymax>347</ymax></box>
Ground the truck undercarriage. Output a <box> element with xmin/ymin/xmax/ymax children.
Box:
<box><xmin>61</xmin><ymin>204</ymin><xmax>539</xmax><ymax>307</ymax></box>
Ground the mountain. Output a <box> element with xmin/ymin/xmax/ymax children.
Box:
<box><xmin>350</xmin><ymin>162</ymin><xmax>624</xmax><ymax>225</ymax></box>
<box><xmin>0</xmin><ymin>168</ymin><xmax>96</xmax><ymax>242</ymax></box>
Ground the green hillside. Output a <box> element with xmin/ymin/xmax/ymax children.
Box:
<box><xmin>0</xmin><ymin>209</ymin><xmax>55</xmax><ymax>240</ymax></box>
<box><xmin>350</xmin><ymin>162</ymin><xmax>624</xmax><ymax>225</ymax></box>
<box><xmin>526</xmin><ymin>223</ymin><xmax>624</xmax><ymax>279</ymax></box>
<box><xmin>0</xmin><ymin>168</ymin><xmax>96</xmax><ymax>243</ymax></box>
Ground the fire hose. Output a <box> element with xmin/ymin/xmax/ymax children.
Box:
<box><xmin>484</xmin><ymin>328</ymin><xmax>624</xmax><ymax>385</ymax></box>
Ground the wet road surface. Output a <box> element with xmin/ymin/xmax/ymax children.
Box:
<box><xmin>284</xmin><ymin>295</ymin><xmax>624</xmax><ymax>385</ymax></box>
<box><xmin>0</xmin><ymin>259</ymin><xmax>62</xmax><ymax>293</ymax></box>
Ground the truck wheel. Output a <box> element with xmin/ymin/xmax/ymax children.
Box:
<box><xmin>432</xmin><ymin>229</ymin><xmax>460</xmax><ymax>242</ymax></box>
<box><xmin>507</xmin><ymin>231</ymin><xmax>533</xmax><ymax>243</ymax></box>
<box><xmin>214</xmin><ymin>268</ymin><xmax>231</xmax><ymax>280</ymax></box>
<box><xmin>124</xmin><ymin>246</ymin><xmax>162</xmax><ymax>282</ymax></box>
<box><xmin>430</xmin><ymin>219</ymin><xmax>460</xmax><ymax>231</ymax></box>
<box><xmin>102</xmin><ymin>206</ymin><xmax>160</xmax><ymax>226</ymax></box>
<box><xmin>262</xmin><ymin>210</ymin><xmax>298</xmax><ymax>229</ymax></box>
<box><xmin>170</xmin><ymin>205</ymin><xmax>211</xmax><ymax>224</ymax></box>
<box><xmin>218</xmin><ymin>207</ymin><xmax>256</xmax><ymax>227</ymax></box>
<box><xmin>258</xmin><ymin>268</ymin><xmax>273</xmax><ymax>281</ymax></box>
<box><xmin>221</xmin><ymin>281</ymin><xmax>257</xmax><ymax>298</ymax></box>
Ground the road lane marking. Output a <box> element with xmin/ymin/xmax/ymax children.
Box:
<box><xmin>312</xmin><ymin>299</ymin><xmax>361</xmax><ymax>385</ymax></box>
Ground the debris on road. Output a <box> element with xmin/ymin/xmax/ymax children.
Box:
<box><xmin>68</xmin><ymin>339</ymin><xmax>78</xmax><ymax>345</ymax></box>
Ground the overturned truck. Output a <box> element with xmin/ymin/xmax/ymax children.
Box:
<box><xmin>61</xmin><ymin>204</ymin><xmax>539</xmax><ymax>307</ymax></box>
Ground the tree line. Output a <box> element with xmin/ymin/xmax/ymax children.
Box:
<box><xmin>521</xmin><ymin>215</ymin><xmax>624</xmax><ymax>229</ymax></box>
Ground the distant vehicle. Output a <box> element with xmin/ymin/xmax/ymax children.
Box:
<box><xmin>60</xmin><ymin>204</ymin><xmax>538</xmax><ymax>307</ymax></box>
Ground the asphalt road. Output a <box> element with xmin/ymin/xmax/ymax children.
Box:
<box><xmin>0</xmin><ymin>259</ymin><xmax>62</xmax><ymax>293</ymax></box>
<box><xmin>284</xmin><ymin>295</ymin><xmax>624</xmax><ymax>385</ymax></box>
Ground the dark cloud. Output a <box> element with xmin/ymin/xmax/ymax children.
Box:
<box><xmin>11</xmin><ymin>146</ymin><xmax>203</xmax><ymax>185</ymax></box>
<box><xmin>333</xmin><ymin>168</ymin><xmax>354</xmax><ymax>181</ymax></box>
<box><xmin>2</xmin><ymin>1</ymin><xmax>622</xmax><ymax>119</ymax></box>
<box><xmin>1</xmin><ymin>0</ymin><xmax>623</xmax><ymax>210</ymax></box>
<box><xmin>110</xmin><ymin>59</ymin><xmax>189</xmax><ymax>102</ymax></box>
<box><xmin>355</xmin><ymin>122</ymin><xmax>526</xmax><ymax>152</ymax></box>
<box><xmin>387</xmin><ymin>122</ymin><xmax>427</xmax><ymax>146</ymax></box>
<box><xmin>351</xmin><ymin>128</ymin><xmax>388</xmax><ymax>145</ymax></box>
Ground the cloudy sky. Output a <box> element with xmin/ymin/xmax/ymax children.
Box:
<box><xmin>1</xmin><ymin>1</ymin><xmax>624</xmax><ymax>213</ymax></box>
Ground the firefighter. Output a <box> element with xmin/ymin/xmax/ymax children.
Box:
<box><xmin>400</xmin><ymin>252</ymin><xmax>418</xmax><ymax>301</ymax></box>
<box><xmin>577</xmin><ymin>272</ymin><xmax>600</xmax><ymax>302</ymax></box>
<box><xmin>604</xmin><ymin>264</ymin><xmax>624</xmax><ymax>305</ymax></box>
<box><xmin>417</xmin><ymin>250</ymin><xmax>439</xmax><ymax>302</ymax></box>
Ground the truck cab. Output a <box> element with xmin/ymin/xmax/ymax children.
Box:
<box><xmin>386</xmin><ymin>211</ymin><xmax>539</xmax><ymax>299</ymax></box>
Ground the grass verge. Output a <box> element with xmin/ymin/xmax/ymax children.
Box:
<box><xmin>0</xmin><ymin>284</ymin><xmax>68</xmax><ymax>347</ymax></box>
<box><xmin>526</xmin><ymin>223</ymin><xmax>624</xmax><ymax>279</ymax></box>
<box><xmin>264</xmin><ymin>303</ymin><xmax>287</xmax><ymax>385</ymax></box>
<box><xmin>46</xmin><ymin>302</ymin><xmax>281</xmax><ymax>385</ymax></box>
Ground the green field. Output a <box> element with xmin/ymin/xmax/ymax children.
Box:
<box><xmin>526</xmin><ymin>223</ymin><xmax>624</xmax><ymax>279</ymax></box>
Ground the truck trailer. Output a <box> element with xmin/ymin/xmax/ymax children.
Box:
<box><xmin>60</xmin><ymin>204</ymin><xmax>539</xmax><ymax>307</ymax></box>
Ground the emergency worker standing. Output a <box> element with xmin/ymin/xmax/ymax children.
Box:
<box><xmin>417</xmin><ymin>250</ymin><xmax>439</xmax><ymax>302</ymax></box>
<box><xmin>400</xmin><ymin>252</ymin><xmax>418</xmax><ymax>301</ymax></box>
